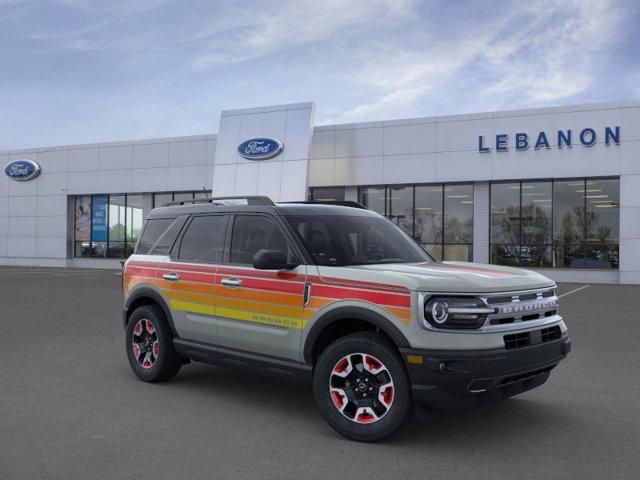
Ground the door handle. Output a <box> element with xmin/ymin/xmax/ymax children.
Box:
<box><xmin>220</xmin><ymin>277</ymin><xmax>243</xmax><ymax>288</ymax></box>
<box><xmin>163</xmin><ymin>272</ymin><xmax>180</xmax><ymax>281</ymax></box>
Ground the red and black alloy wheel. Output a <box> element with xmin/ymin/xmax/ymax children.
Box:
<box><xmin>329</xmin><ymin>353</ymin><xmax>395</xmax><ymax>424</ymax></box>
<box><xmin>313</xmin><ymin>332</ymin><xmax>412</xmax><ymax>442</ymax></box>
<box><xmin>125</xmin><ymin>305</ymin><xmax>181</xmax><ymax>383</ymax></box>
<box><xmin>131</xmin><ymin>319</ymin><xmax>160</xmax><ymax>369</ymax></box>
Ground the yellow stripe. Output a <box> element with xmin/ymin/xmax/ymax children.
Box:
<box><xmin>170</xmin><ymin>300</ymin><xmax>215</xmax><ymax>315</ymax></box>
<box><xmin>216</xmin><ymin>306</ymin><xmax>305</xmax><ymax>329</ymax></box>
<box><xmin>216</xmin><ymin>296</ymin><xmax>301</xmax><ymax>319</ymax></box>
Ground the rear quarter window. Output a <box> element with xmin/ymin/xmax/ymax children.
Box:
<box><xmin>136</xmin><ymin>215</ymin><xmax>188</xmax><ymax>255</ymax></box>
<box><xmin>136</xmin><ymin>218</ymin><xmax>174</xmax><ymax>254</ymax></box>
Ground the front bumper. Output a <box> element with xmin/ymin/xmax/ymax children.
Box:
<box><xmin>400</xmin><ymin>335</ymin><xmax>571</xmax><ymax>411</ymax></box>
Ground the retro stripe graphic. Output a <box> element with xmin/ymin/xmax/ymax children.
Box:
<box><xmin>124</xmin><ymin>261</ymin><xmax>412</xmax><ymax>330</ymax></box>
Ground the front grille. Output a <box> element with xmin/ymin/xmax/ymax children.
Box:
<box><xmin>504</xmin><ymin>325</ymin><xmax>562</xmax><ymax>350</ymax></box>
<box><xmin>483</xmin><ymin>288</ymin><xmax>558</xmax><ymax>328</ymax></box>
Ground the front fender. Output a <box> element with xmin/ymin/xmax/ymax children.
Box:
<box><xmin>302</xmin><ymin>301</ymin><xmax>412</xmax><ymax>364</ymax></box>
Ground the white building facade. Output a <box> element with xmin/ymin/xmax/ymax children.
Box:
<box><xmin>1</xmin><ymin>100</ymin><xmax>639</xmax><ymax>284</ymax></box>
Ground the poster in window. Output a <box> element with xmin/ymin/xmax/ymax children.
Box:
<box><xmin>91</xmin><ymin>194</ymin><xmax>108</xmax><ymax>242</ymax></box>
<box><xmin>74</xmin><ymin>196</ymin><xmax>91</xmax><ymax>241</ymax></box>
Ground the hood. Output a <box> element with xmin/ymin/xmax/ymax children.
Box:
<box><xmin>338</xmin><ymin>261</ymin><xmax>555</xmax><ymax>293</ymax></box>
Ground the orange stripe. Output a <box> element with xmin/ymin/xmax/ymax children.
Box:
<box><xmin>214</xmin><ymin>285</ymin><xmax>302</xmax><ymax>307</ymax></box>
<box><xmin>170</xmin><ymin>281</ymin><xmax>215</xmax><ymax>294</ymax></box>
<box><xmin>385</xmin><ymin>306</ymin><xmax>412</xmax><ymax>320</ymax></box>
<box><xmin>165</xmin><ymin>289</ymin><xmax>213</xmax><ymax>305</ymax></box>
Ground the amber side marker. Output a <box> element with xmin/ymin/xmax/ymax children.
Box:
<box><xmin>406</xmin><ymin>355</ymin><xmax>424</xmax><ymax>365</ymax></box>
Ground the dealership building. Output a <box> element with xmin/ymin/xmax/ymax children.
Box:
<box><xmin>1</xmin><ymin>100</ymin><xmax>639</xmax><ymax>284</ymax></box>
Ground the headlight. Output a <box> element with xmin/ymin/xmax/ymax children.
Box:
<box><xmin>423</xmin><ymin>296</ymin><xmax>494</xmax><ymax>329</ymax></box>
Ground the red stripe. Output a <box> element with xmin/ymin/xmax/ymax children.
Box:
<box><xmin>217</xmin><ymin>276</ymin><xmax>304</xmax><ymax>295</ymax></box>
<box><xmin>162</xmin><ymin>262</ymin><xmax>217</xmax><ymax>274</ymax></box>
<box><xmin>127</xmin><ymin>260</ymin><xmax>160</xmax><ymax>268</ymax></box>
<box><xmin>309</xmin><ymin>275</ymin><xmax>408</xmax><ymax>294</ymax></box>
<box><xmin>158</xmin><ymin>269</ymin><xmax>215</xmax><ymax>283</ymax></box>
<box><xmin>216</xmin><ymin>266</ymin><xmax>303</xmax><ymax>282</ymax></box>
<box><xmin>312</xmin><ymin>284</ymin><xmax>411</xmax><ymax>308</ymax></box>
<box><xmin>125</xmin><ymin>266</ymin><xmax>158</xmax><ymax>278</ymax></box>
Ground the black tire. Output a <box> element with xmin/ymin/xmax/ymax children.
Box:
<box><xmin>125</xmin><ymin>305</ymin><xmax>181</xmax><ymax>382</ymax></box>
<box><xmin>313</xmin><ymin>331</ymin><xmax>413</xmax><ymax>442</ymax></box>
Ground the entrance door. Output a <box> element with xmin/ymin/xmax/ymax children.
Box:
<box><xmin>215</xmin><ymin>214</ymin><xmax>306</xmax><ymax>361</ymax></box>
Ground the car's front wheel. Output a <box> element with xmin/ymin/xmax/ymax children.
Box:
<box><xmin>313</xmin><ymin>332</ymin><xmax>413</xmax><ymax>442</ymax></box>
<box><xmin>125</xmin><ymin>305</ymin><xmax>181</xmax><ymax>382</ymax></box>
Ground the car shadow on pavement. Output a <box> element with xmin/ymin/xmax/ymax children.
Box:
<box><xmin>129</xmin><ymin>361</ymin><xmax>577</xmax><ymax>444</ymax></box>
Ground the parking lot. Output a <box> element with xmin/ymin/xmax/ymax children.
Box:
<box><xmin>0</xmin><ymin>267</ymin><xmax>638</xmax><ymax>479</ymax></box>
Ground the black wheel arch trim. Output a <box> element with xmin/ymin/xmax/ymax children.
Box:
<box><xmin>124</xmin><ymin>288</ymin><xmax>178</xmax><ymax>336</ymax></box>
<box><xmin>303</xmin><ymin>306</ymin><xmax>410</xmax><ymax>364</ymax></box>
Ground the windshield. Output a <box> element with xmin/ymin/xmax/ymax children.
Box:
<box><xmin>286</xmin><ymin>214</ymin><xmax>432</xmax><ymax>266</ymax></box>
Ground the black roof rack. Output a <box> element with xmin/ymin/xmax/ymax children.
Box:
<box><xmin>163</xmin><ymin>196</ymin><xmax>276</xmax><ymax>207</ymax></box>
<box><xmin>280</xmin><ymin>200</ymin><xmax>368</xmax><ymax>209</ymax></box>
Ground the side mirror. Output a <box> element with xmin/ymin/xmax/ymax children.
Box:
<box><xmin>252</xmin><ymin>249</ymin><xmax>298</xmax><ymax>270</ymax></box>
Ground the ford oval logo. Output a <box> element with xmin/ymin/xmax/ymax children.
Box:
<box><xmin>4</xmin><ymin>159</ymin><xmax>41</xmax><ymax>181</ymax></box>
<box><xmin>237</xmin><ymin>137</ymin><xmax>283</xmax><ymax>160</ymax></box>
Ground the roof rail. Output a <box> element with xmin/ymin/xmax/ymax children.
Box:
<box><xmin>163</xmin><ymin>196</ymin><xmax>276</xmax><ymax>207</ymax></box>
<box><xmin>280</xmin><ymin>200</ymin><xmax>368</xmax><ymax>209</ymax></box>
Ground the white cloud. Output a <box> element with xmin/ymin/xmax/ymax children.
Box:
<box><xmin>191</xmin><ymin>0</ymin><xmax>414</xmax><ymax>70</ymax></box>
<box><xmin>334</xmin><ymin>0</ymin><xmax>625</xmax><ymax>122</ymax></box>
<box><xmin>482</xmin><ymin>0</ymin><xmax>621</xmax><ymax>105</ymax></box>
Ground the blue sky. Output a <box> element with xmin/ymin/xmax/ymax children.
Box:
<box><xmin>1</xmin><ymin>0</ymin><xmax>639</xmax><ymax>150</ymax></box>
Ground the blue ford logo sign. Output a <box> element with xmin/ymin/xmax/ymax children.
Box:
<box><xmin>237</xmin><ymin>137</ymin><xmax>283</xmax><ymax>160</ymax></box>
<box><xmin>4</xmin><ymin>159</ymin><xmax>41</xmax><ymax>181</ymax></box>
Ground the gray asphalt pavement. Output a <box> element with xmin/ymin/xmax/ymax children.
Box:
<box><xmin>0</xmin><ymin>267</ymin><xmax>639</xmax><ymax>479</ymax></box>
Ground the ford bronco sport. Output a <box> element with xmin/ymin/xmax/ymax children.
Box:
<box><xmin>122</xmin><ymin>196</ymin><xmax>571</xmax><ymax>441</ymax></box>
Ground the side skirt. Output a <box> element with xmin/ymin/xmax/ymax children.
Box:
<box><xmin>173</xmin><ymin>338</ymin><xmax>313</xmax><ymax>383</ymax></box>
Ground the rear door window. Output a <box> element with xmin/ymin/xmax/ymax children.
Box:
<box><xmin>177</xmin><ymin>215</ymin><xmax>228</xmax><ymax>264</ymax></box>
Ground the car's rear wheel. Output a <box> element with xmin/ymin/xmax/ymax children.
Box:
<box><xmin>313</xmin><ymin>331</ymin><xmax>413</xmax><ymax>442</ymax></box>
<box><xmin>125</xmin><ymin>305</ymin><xmax>181</xmax><ymax>382</ymax></box>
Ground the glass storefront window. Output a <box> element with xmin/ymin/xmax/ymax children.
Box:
<box><xmin>359</xmin><ymin>186</ymin><xmax>386</xmax><ymax>216</ymax></box>
<box><xmin>74</xmin><ymin>196</ymin><xmax>92</xmax><ymax>257</ymax></box>
<box><xmin>173</xmin><ymin>192</ymin><xmax>194</xmax><ymax>203</ymax></box>
<box><xmin>520</xmin><ymin>181</ymin><xmax>552</xmax><ymax>267</ymax></box>
<box><xmin>108</xmin><ymin>195</ymin><xmax>125</xmax><ymax>257</ymax></box>
<box><xmin>309</xmin><ymin>187</ymin><xmax>346</xmax><ymax>202</ymax></box>
<box><xmin>387</xmin><ymin>186</ymin><xmax>413</xmax><ymax>237</ymax></box>
<box><xmin>153</xmin><ymin>191</ymin><xmax>210</xmax><ymax>207</ymax></box>
<box><xmin>492</xmin><ymin>178</ymin><xmax>619</xmax><ymax>269</ymax></box>
<box><xmin>415</xmin><ymin>185</ymin><xmax>443</xmax><ymax>260</ymax></box>
<box><xmin>553</xmin><ymin>180</ymin><xmax>585</xmax><ymax>245</ymax></box>
<box><xmin>360</xmin><ymin>183</ymin><xmax>473</xmax><ymax>262</ymax></box>
<box><xmin>490</xmin><ymin>182</ymin><xmax>520</xmax><ymax>266</ymax></box>
<box><xmin>444</xmin><ymin>184</ymin><xmax>474</xmax><ymax>261</ymax></box>
<box><xmin>126</xmin><ymin>194</ymin><xmax>143</xmax><ymax>255</ymax></box>
<box><xmin>153</xmin><ymin>193</ymin><xmax>173</xmax><ymax>208</ymax></box>
<box><xmin>585</xmin><ymin>178</ymin><xmax>619</xmax><ymax>268</ymax></box>
<box><xmin>73</xmin><ymin>193</ymin><xmax>147</xmax><ymax>259</ymax></box>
